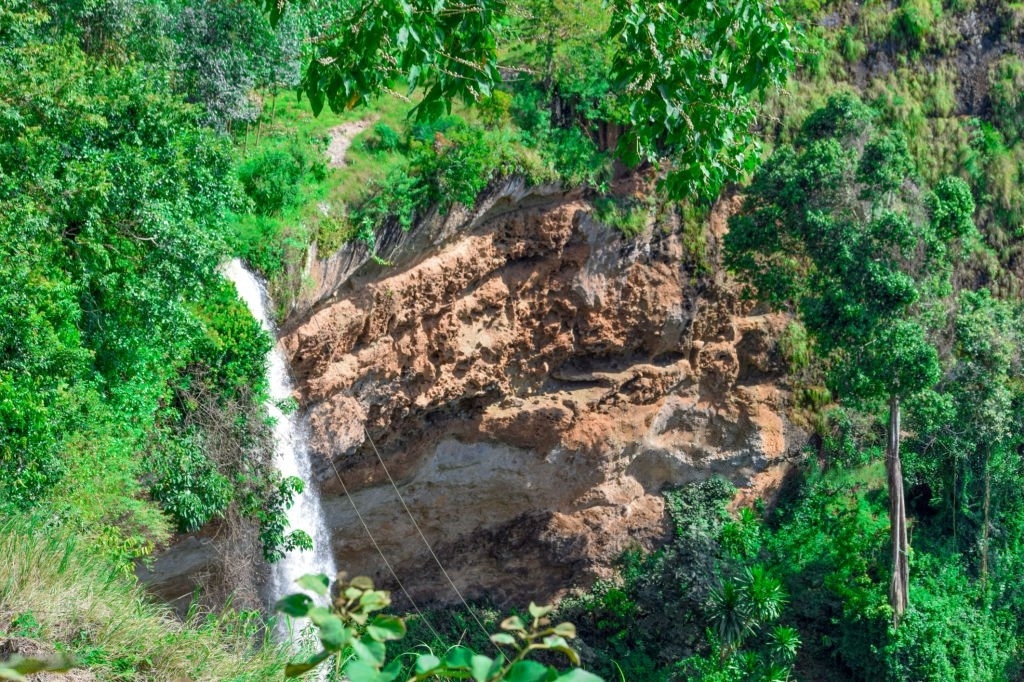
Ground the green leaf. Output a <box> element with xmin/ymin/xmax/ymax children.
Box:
<box><xmin>316</xmin><ymin>614</ymin><xmax>349</xmax><ymax>651</ymax></box>
<box><xmin>284</xmin><ymin>650</ymin><xmax>331</xmax><ymax>678</ymax></box>
<box><xmin>296</xmin><ymin>573</ymin><xmax>330</xmax><ymax>597</ymax></box>
<box><xmin>351</xmin><ymin>575</ymin><xmax>375</xmax><ymax>590</ymax></box>
<box><xmin>352</xmin><ymin>637</ymin><xmax>387</xmax><ymax>667</ymax></box>
<box><xmin>367</xmin><ymin>615</ymin><xmax>407</xmax><ymax>642</ymax></box>
<box><xmin>470</xmin><ymin>654</ymin><xmax>499</xmax><ymax>682</ymax></box>
<box><xmin>415</xmin><ymin>654</ymin><xmax>442</xmax><ymax>674</ymax></box>
<box><xmin>552</xmin><ymin>623</ymin><xmax>577</xmax><ymax>639</ymax></box>
<box><xmin>553</xmin><ymin>670</ymin><xmax>604</xmax><ymax>682</ymax></box>
<box><xmin>500</xmin><ymin>615</ymin><xmax>526</xmax><ymax>632</ymax></box>
<box><xmin>275</xmin><ymin>593</ymin><xmax>313</xmax><ymax>617</ymax></box>
<box><xmin>308</xmin><ymin>606</ymin><xmax>333</xmax><ymax>625</ymax></box>
<box><xmin>490</xmin><ymin>632</ymin><xmax>516</xmax><ymax>646</ymax></box>
<box><xmin>345</xmin><ymin>659</ymin><xmax>384</xmax><ymax>682</ymax></box>
<box><xmin>443</xmin><ymin>646</ymin><xmax>474</xmax><ymax>669</ymax></box>
<box><xmin>359</xmin><ymin>589</ymin><xmax>390</xmax><ymax>612</ymax></box>
<box><xmin>528</xmin><ymin>603</ymin><xmax>553</xmax><ymax>620</ymax></box>
<box><xmin>504</xmin><ymin>660</ymin><xmax>551</xmax><ymax>682</ymax></box>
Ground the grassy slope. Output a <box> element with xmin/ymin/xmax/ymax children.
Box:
<box><xmin>0</xmin><ymin>518</ymin><xmax>288</xmax><ymax>681</ymax></box>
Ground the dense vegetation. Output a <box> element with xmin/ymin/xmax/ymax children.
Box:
<box><xmin>4</xmin><ymin>0</ymin><xmax>1024</xmax><ymax>680</ymax></box>
<box><xmin>0</xmin><ymin>0</ymin><xmax>310</xmax><ymax>599</ymax></box>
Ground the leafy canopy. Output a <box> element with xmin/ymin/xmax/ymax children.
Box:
<box><xmin>264</xmin><ymin>0</ymin><xmax>794</xmax><ymax>201</ymax></box>
<box><xmin>724</xmin><ymin>93</ymin><xmax>975</xmax><ymax>403</ymax></box>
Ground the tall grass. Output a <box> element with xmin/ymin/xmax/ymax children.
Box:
<box><xmin>0</xmin><ymin>517</ymin><xmax>287</xmax><ymax>681</ymax></box>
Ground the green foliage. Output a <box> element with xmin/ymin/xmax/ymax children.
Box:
<box><xmin>884</xmin><ymin>558</ymin><xmax>1016</xmax><ymax>681</ymax></box>
<box><xmin>725</xmin><ymin>93</ymin><xmax>974</xmax><ymax>406</ymax></box>
<box><xmin>238</xmin><ymin>138</ymin><xmax>327</xmax><ymax>216</ymax></box>
<box><xmin>544</xmin><ymin>128</ymin><xmax>606</xmax><ymax>188</ymax></box>
<box><xmin>0</xmin><ymin>519</ymin><xmax>289</xmax><ymax>679</ymax></box>
<box><xmin>243</xmin><ymin>474</ymin><xmax>313</xmax><ymax>562</ymax></box>
<box><xmin>0</xmin><ymin>5</ymin><xmax>304</xmax><ymax>566</ymax></box>
<box><xmin>0</xmin><ymin>652</ymin><xmax>75</xmax><ymax>681</ymax></box>
<box><xmin>188</xmin><ymin>278</ymin><xmax>272</xmax><ymax>400</ymax></box>
<box><xmin>371</xmin><ymin>122</ymin><xmax>402</xmax><ymax>152</ymax></box>
<box><xmin>239</xmin><ymin>149</ymin><xmax>305</xmax><ymax>216</ymax></box>
<box><xmin>890</xmin><ymin>0</ymin><xmax>941</xmax><ymax>53</ymax></box>
<box><xmin>593</xmin><ymin>197</ymin><xmax>647</xmax><ymax>239</ymax></box>
<box><xmin>349</xmin><ymin>119</ymin><xmax>538</xmax><ymax>248</ymax></box>
<box><xmin>607</xmin><ymin>0</ymin><xmax>794</xmax><ymax>201</ymax></box>
<box><xmin>276</xmin><ymin>574</ymin><xmax>601</xmax><ymax>681</ymax></box>
<box><xmin>266</xmin><ymin>0</ymin><xmax>793</xmax><ymax>202</ymax></box>
<box><xmin>478</xmin><ymin>91</ymin><xmax>514</xmax><ymax>129</ymax></box>
<box><xmin>989</xmin><ymin>56</ymin><xmax>1024</xmax><ymax>143</ymax></box>
<box><xmin>148</xmin><ymin>427</ymin><xmax>234</xmax><ymax>533</ymax></box>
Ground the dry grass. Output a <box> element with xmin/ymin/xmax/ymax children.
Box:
<box><xmin>0</xmin><ymin>518</ymin><xmax>287</xmax><ymax>681</ymax></box>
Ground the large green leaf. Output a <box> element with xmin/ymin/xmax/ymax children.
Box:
<box><xmin>504</xmin><ymin>660</ymin><xmax>552</xmax><ymax>682</ymax></box>
<box><xmin>470</xmin><ymin>654</ymin><xmax>500</xmax><ymax>682</ymax></box>
<box><xmin>345</xmin><ymin>659</ymin><xmax>384</xmax><ymax>682</ymax></box>
<box><xmin>296</xmin><ymin>573</ymin><xmax>330</xmax><ymax>597</ymax></box>
<box><xmin>316</xmin><ymin>613</ymin><xmax>349</xmax><ymax>651</ymax></box>
<box><xmin>275</xmin><ymin>593</ymin><xmax>313</xmax><ymax>617</ymax></box>
<box><xmin>351</xmin><ymin>637</ymin><xmax>387</xmax><ymax>668</ymax></box>
<box><xmin>414</xmin><ymin>653</ymin><xmax>442</xmax><ymax>674</ymax></box>
<box><xmin>553</xmin><ymin>670</ymin><xmax>605</xmax><ymax>682</ymax></box>
<box><xmin>367</xmin><ymin>614</ymin><xmax>407</xmax><ymax>642</ymax></box>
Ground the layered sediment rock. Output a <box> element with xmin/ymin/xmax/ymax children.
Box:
<box><xmin>279</xmin><ymin>180</ymin><xmax>800</xmax><ymax>606</ymax></box>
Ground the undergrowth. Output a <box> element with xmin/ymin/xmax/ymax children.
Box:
<box><xmin>0</xmin><ymin>517</ymin><xmax>288</xmax><ymax>681</ymax></box>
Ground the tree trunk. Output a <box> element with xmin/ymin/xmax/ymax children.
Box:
<box><xmin>887</xmin><ymin>394</ymin><xmax>909</xmax><ymax>624</ymax></box>
<box><xmin>982</xmin><ymin>449</ymin><xmax>991</xmax><ymax>584</ymax></box>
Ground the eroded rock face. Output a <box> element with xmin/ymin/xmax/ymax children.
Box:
<box><xmin>281</xmin><ymin>181</ymin><xmax>799</xmax><ymax>607</ymax></box>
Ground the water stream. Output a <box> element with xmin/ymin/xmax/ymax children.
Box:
<box><xmin>222</xmin><ymin>259</ymin><xmax>337</xmax><ymax>630</ymax></box>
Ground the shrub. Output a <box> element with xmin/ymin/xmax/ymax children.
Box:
<box><xmin>989</xmin><ymin>56</ymin><xmax>1024</xmax><ymax>143</ymax></box>
<box><xmin>890</xmin><ymin>0</ymin><xmax>940</xmax><ymax>53</ymax></box>
<box><xmin>544</xmin><ymin>127</ymin><xmax>604</xmax><ymax>187</ymax></box>
<box><xmin>237</xmin><ymin>148</ymin><xmax>303</xmax><ymax>216</ymax></box>
<box><xmin>371</xmin><ymin>121</ymin><xmax>401</xmax><ymax>151</ymax></box>
<box><xmin>147</xmin><ymin>427</ymin><xmax>233</xmax><ymax>533</ymax></box>
<box><xmin>478</xmin><ymin>90</ymin><xmax>514</xmax><ymax>129</ymax></box>
<box><xmin>593</xmin><ymin>197</ymin><xmax>647</xmax><ymax>238</ymax></box>
<box><xmin>884</xmin><ymin>558</ymin><xmax>1017</xmax><ymax>681</ymax></box>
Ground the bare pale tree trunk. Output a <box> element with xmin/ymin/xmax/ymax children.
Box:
<box><xmin>887</xmin><ymin>394</ymin><xmax>909</xmax><ymax>624</ymax></box>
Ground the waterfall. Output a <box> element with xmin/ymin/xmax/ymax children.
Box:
<box><xmin>221</xmin><ymin>259</ymin><xmax>338</xmax><ymax>631</ymax></box>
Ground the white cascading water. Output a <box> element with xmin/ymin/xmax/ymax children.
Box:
<box><xmin>221</xmin><ymin>259</ymin><xmax>338</xmax><ymax>636</ymax></box>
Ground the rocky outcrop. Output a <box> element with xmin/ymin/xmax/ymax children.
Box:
<box><xmin>279</xmin><ymin>179</ymin><xmax>801</xmax><ymax>607</ymax></box>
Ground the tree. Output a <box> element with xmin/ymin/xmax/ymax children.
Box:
<box><xmin>908</xmin><ymin>290</ymin><xmax>1022</xmax><ymax>581</ymax></box>
<box><xmin>261</xmin><ymin>0</ymin><xmax>794</xmax><ymax>201</ymax></box>
<box><xmin>172</xmin><ymin>0</ymin><xmax>294</xmax><ymax>130</ymax></box>
<box><xmin>723</xmin><ymin>94</ymin><xmax>976</xmax><ymax>623</ymax></box>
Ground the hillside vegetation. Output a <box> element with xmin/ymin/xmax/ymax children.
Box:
<box><xmin>3</xmin><ymin>0</ymin><xmax>1024</xmax><ymax>680</ymax></box>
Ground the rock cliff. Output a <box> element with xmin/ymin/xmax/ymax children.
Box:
<box><xmin>278</xmin><ymin>178</ymin><xmax>801</xmax><ymax>607</ymax></box>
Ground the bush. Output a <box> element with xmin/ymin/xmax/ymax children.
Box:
<box><xmin>989</xmin><ymin>56</ymin><xmax>1024</xmax><ymax>143</ymax></box>
<box><xmin>237</xmin><ymin>148</ymin><xmax>303</xmax><ymax>216</ymax></box>
<box><xmin>148</xmin><ymin>427</ymin><xmax>233</xmax><ymax>533</ymax></box>
<box><xmin>478</xmin><ymin>90</ymin><xmax>513</xmax><ymax>129</ymax></box>
<box><xmin>890</xmin><ymin>0</ymin><xmax>940</xmax><ymax>53</ymax></box>
<box><xmin>594</xmin><ymin>197</ymin><xmax>647</xmax><ymax>238</ymax></box>
<box><xmin>371</xmin><ymin>121</ymin><xmax>401</xmax><ymax>151</ymax></box>
<box><xmin>544</xmin><ymin>127</ymin><xmax>604</xmax><ymax>187</ymax></box>
<box><xmin>884</xmin><ymin>558</ymin><xmax>1017</xmax><ymax>681</ymax></box>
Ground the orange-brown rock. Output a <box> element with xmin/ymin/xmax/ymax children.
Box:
<box><xmin>279</xmin><ymin>180</ymin><xmax>802</xmax><ymax>607</ymax></box>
